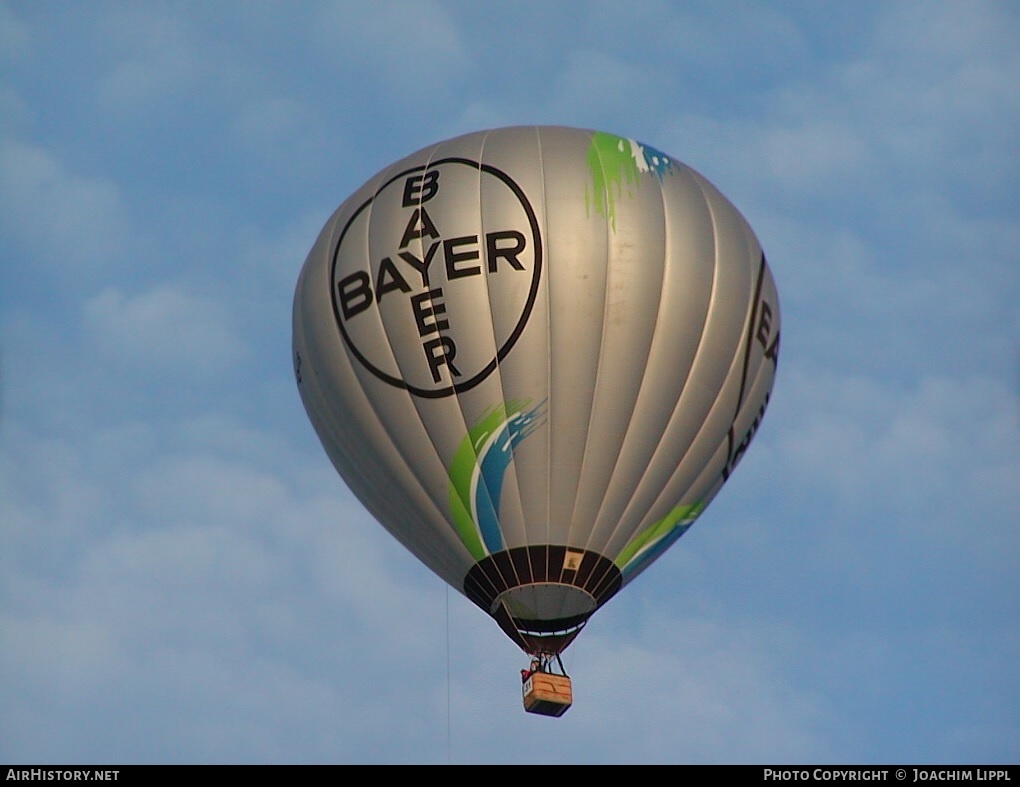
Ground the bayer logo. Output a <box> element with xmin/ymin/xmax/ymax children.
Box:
<box><xmin>331</xmin><ymin>158</ymin><xmax>543</xmax><ymax>398</ymax></box>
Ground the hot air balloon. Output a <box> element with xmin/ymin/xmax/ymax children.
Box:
<box><xmin>293</xmin><ymin>126</ymin><xmax>780</xmax><ymax>716</ymax></box>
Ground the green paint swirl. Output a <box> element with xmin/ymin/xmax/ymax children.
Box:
<box><xmin>585</xmin><ymin>132</ymin><xmax>642</xmax><ymax>232</ymax></box>
<box><xmin>447</xmin><ymin>400</ymin><xmax>532</xmax><ymax>560</ymax></box>
<box><xmin>615</xmin><ymin>502</ymin><xmax>705</xmax><ymax>571</ymax></box>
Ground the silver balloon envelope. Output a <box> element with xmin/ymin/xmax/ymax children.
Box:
<box><xmin>293</xmin><ymin>126</ymin><xmax>780</xmax><ymax>655</ymax></box>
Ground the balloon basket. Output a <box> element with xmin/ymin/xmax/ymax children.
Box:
<box><xmin>522</xmin><ymin>672</ymin><xmax>572</xmax><ymax>717</ymax></box>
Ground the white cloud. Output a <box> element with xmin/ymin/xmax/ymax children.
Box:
<box><xmin>84</xmin><ymin>285</ymin><xmax>245</xmax><ymax>376</ymax></box>
<box><xmin>659</xmin><ymin>1</ymin><xmax>1019</xmax><ymax>215</ymax></box>
<box><xmin>2</xmin><ymin>382</ymin><xmax>443</xmax><ymax>756</ymax></box>
<box><xmin>762</xmin><ymin>120</ymin><xmax>872</xmax><ymax>192</ymax></box>
<box><xmin>566</xmin><ymin>619</ymin><xmax>832</xmax><ymax>763</ymax></box>
<box><xmin>133</xmin><ymin>455</ymin><xmax>287</xmax><ymax>525</ymax></box>
<box><xmin>875</xmin><ymin>0</ymin><xmax>1018</xmax><ymax>62</ymax></box>
<box><xmin>763</xmin><ymin>365</ymin><xmax>1020</xmax><ymax>599</ymax></box>
<box><xmin>550</xmin><ymin>48</ymin><xmax>654</xmax><ymax>123</ymax></box>
<box><xmin>0</xmin><ymin>423</ymin><xmax>113</xmax><ymax>559</ymax></box>
<box><xmin>313</xmin><ymin>0</ymin><xmax>469</xmax><ymax>99</ymax></box>
<box><xmin>94</xmin><ymin>5</ymin><xmax>203</xmax><ymax>112</ymax></box>
<box><xmin>230</xmin><ymin>96</ymin><xmax>313</xmax><ymax>155</ymax></box>
<box><xmin>0</xmin><ymin>139</ymin><xmax>129</xmax><ymax>272</ymax></box>
<box><xmin>0</xmin><ymin>83</ymin><xmax>30</xmax><ymax>130</ymax></box>
<box><xmin>0</xmin><ymin>2</ymin><xmax>31</xmax><ymax>62</ymax></box>
<box><xmin>780</xmin><ymin>366</ymin><xmax>1015</xmax><ymax>489</ymax></box>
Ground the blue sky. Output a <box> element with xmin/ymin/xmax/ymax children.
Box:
<box><xmin>1</xmin><ymin>0</ymin><xmax>1017</xmax><ymax>765</ymax></box>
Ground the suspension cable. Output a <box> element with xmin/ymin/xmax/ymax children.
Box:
<box><xmin>445</xmin><ymin>584</ymin><xmax>451</xmax><ymax>764</ymax></box>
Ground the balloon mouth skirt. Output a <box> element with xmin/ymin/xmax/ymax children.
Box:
<box><xmin>463</xmin><ymin>545</ymin><xmax>622</xmax><ymax>655</ymax></box>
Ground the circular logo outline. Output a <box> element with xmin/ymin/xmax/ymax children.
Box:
<box><xmin>330</xmin><ymin>157</ymin><xmax>543</xmax><ymax>399</ymax></box>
